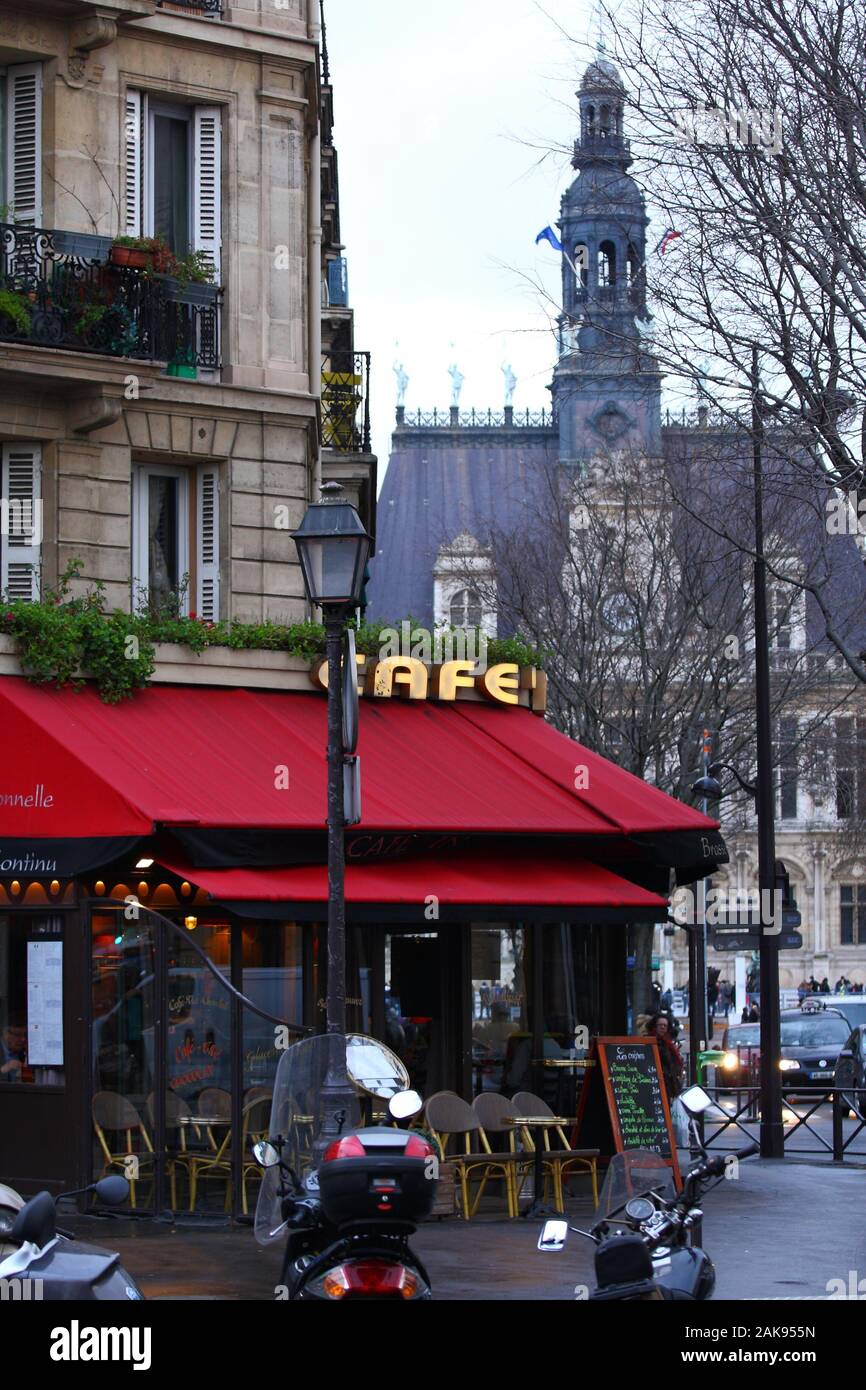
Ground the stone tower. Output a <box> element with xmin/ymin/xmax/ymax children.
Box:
<box><xmin>551</xmin><ymin>51</ymin><xmax>663</xmax><ymax>467</ymax></box>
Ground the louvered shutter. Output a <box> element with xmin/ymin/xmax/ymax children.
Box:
<box><xmin>193</xmin><ymin>107</ymin><xmax>222</xmax><ymax>282</ymax></box>
<box><xmin>124</xmin><ymin>89</ymin><xmax>143</xmax><ymax>237</ymax></box>
<box><xmin>196</xmin><ymin>465</ymin><xmax>219</xmax><ymax>621</ymax></box>
<box><xmin>1</xmin><ymin>443</ymin><xmax>41</xmax><ymax>602</ymax></box>
<box><xmin>6</xmin><ymin>65</ymin><xmax>43</xmax><ymax>226</ymax></box>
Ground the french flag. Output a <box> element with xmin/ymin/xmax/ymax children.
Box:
<box><xmin>655</xmin><ymin>229</ymin><xmax>682</xmax><ymax>256</ymax></box>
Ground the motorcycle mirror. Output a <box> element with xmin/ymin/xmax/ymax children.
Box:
<box><xmin>679</xmin><ymin>1084</ymin><xmax>715</xmax><ymax>1116</ymax></box>
<box><xmin>253</xmin><ymin>1140</ymin><xmax>281</xmax><ymax>1168</ymax></box>
<box><xmin>388</xmin><ymin>1089</ymin><xmax>423</xmax><ymax>1121</ymax></box>
<box><xmin>537</xmin><ymin>1219</ymin><xmax>569</xmax><ymax>1252</ymax></box>
<box><xmin>93</xmin><ymin>1176</ymin><xmax>130</xmax><ymax>1206</ymax></box>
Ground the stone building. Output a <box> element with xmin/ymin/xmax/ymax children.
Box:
<box><xmin>0</xmin><ymin>0</ymin><xmax>374</xmax><ymax>624</ymax></box>
<box><xmin>367</xmin><ymin>50</ymin><xmax>866</xmax><ymax>994</ymax></box>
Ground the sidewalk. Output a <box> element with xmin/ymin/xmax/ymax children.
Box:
<box><xmin>62</xmin><ymin>1158</ymin><xmax>864</xmax><ymax>1300</ymax></box>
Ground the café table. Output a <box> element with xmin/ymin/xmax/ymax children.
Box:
<box><xmin>503</xmin><ymin>1114</ymin><xmax>576</xmax><ymax>1220</ymax></box>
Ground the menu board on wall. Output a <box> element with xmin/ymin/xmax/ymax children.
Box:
<box><xmin>27</xmin><ymin>940</ymin><xmax>64</xmax><ymax>1066</ymax></box>
<box><xmin>573</xmin><ymin>1037</ymin><xmax>681</xmax><ymax>1187</ymax></box>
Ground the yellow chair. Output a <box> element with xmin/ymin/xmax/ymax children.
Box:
<box><xmin>92</xmin><ymin>1091</ymin><xmax>154</xmax><ymax>1210</ymax></box>
<box><xmin>425</xmin><ymin>1092</ymin><xmax>519</xmax><ymax>1219</ymax></box>
<box><xmin>146</xmin><ymin>1090</ymin><xmax>199</xmax><ymax>1210</ymax></box>
<box><xmin>511</xmin><ymin>1091</ymin><xmax>599</xmax><ymax>1209</ymax></box>
<box><xmin>188</xmin><ymin>1094</ymin><xmax>273</xmax><ymax>1214</ymax></box>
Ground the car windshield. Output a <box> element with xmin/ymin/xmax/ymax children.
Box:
<box><xmin>727</xmin><ymin>1026</ymin><xmax>759</xmax><ymax>1046</ymax></box>
<box><xmin>781</xmin><ymin>1018</ymin><xmax>850</xmax><ymax>1047</ymax></box>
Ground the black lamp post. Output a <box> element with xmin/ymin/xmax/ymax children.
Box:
<box><xmin>292</xmin><ymin>481</ymin><xmax>372</xmax><ymax>1149</ymax></box>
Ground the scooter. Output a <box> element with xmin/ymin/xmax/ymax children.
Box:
<box><xmin>0</xmin><ymin>1175</ymin><xmax>145</xmax><ymax>1300</ymax></box>
<box><xmin>254</xmin><ymin>1033</ymin><xmax>437</xmax><ymax>1301</ymax></box>
<box><xmin>537</xmin><ymin>1085</ymin><xmax>759</xmax><ymax>1300</ymax></box>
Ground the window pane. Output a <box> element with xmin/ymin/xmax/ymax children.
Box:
<box><xmin>841</xmin><ymin>886</ymin><xmax>854</xmax><ymax>945</ymax></box>
<box><xmin>241</xmin><ymin>922</ymin><xmax>302</xmax><ymax>1095</ymax></box>
<box><xmin>148</xmin><ymin>474</ymin><xmax>179</xmax><ymax>608</ymax></box>
<box><xmin>0</xmin><ymin>915</ymin><xmax>64</xmax><ymax>1086</ymax></box>
<box><xmin>471</xmin><ymin>926</ymin><xmax>528</xmax><ymax>1095</ymax></box>
<box><xmin>153</xmin><ymin>114</ymin><xmax>190</xmax><ymax>256</ymax></box>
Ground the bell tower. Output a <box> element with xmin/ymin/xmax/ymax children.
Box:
<box><xmin>551</xmin><ymin>51</ymin><xmax>662</xmax><ymax>467</ymax></box>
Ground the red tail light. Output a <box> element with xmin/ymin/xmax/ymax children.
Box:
<box><xmin>405</xmin><ymin>1134</ymin><xmax>433</xmax><ymax>1158</ymax></box>
<box><xmin>321</xmin><ymin>1260</ymin><xmax>420</xmax><ymax>1299</ymax></box>
<box><xmin>323</xmin><ymin>1135</ymin><xmax>366</xmax><ymax>1162</ymax></box>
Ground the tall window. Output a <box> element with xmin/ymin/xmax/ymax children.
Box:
<box><xmin>775</xmin><ymin>717</ymin><xmax>798</xmax><ymax>819</ymax></box>
<box><xmin>0</xmin><ymin>442</ymin><xmax>41</xmax><ymax>602</ymax></box>
<box><xmin>0</xmin><ymin>64</ymin><xmax>43</xmax><ymax>225</ymax></box>
<box><xmin>840</xmin><ymin>884</ymin><xmax>866</xmax><ymax>945</ymax></box>
<box><xmin>598</xmin><ymin>241</ymin><xmax>616</xmax><ymax>287</ymax></box>
<box><xmin>125</xmin><ymin>91</ymin><xmax>221</xmax><ymax>280</ymax></box>
<box><xmin>835</xmin><ymin>717</ymin><xmax>866</xmax><ymax>820</ymax></box>
<box><xmin>132</xmin><ymin>462</ymin><xmax>219</xmax><ymax>619</ymax></box>
<box><xmin>450</xmin><ymin>588</ymin><xmax>483</xmax><ymax>628</ymax></box>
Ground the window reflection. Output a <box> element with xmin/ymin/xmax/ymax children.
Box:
<box><xmin>471</xmin><ymin>925</ymin><xmax>528</xmax><ymax>1095</ymax></box>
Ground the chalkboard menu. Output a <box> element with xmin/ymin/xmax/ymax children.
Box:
<box><xmin>573</xmin><ymin>1037</ymin><xmax>681</xmax><ymax>1187</ymax></box>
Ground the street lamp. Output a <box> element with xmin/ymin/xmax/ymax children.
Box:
<box><xmin>293</xmin><ymin>481</ymin><xmax>372</xmax><ymax>1150</ymax></box>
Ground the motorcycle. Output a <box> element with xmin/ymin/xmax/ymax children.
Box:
<box><xmin>537</xmin><ymin>1085</ymin><xmax>759</xmax><ymax>1300</ymax></box>
<box><xmin>0</xmin><ymin>1175</ymin><xmax>145</xmax><ymax>1300</ymax></box>
<box><xmin>254</xmin><ymin>1032</ymin><xmax>437</xmax><ymax>1301</ymax></box>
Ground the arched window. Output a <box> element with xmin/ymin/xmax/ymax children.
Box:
<box><xmin>450</xmin><ymin>588</ymin><xmax>483</xmax><ymax>628</ymax></box>
<box><xmin>627</xmin><ymin>245</ymin><xmax>641</xmax><ymax>287</ymax></box>
<box><xmin>586</xmin><ymin>103</ymin><xmax>596</xmax><ymax>134</ymax></box>
<box><xmin>600</xmin><ymin>105</ymin><xmax>611</xmax><ymax>135</ymax></box>
<box><xmin>598</xmin><ymin>240</ymin><xmax>616</xmax><ymax>287</ymax></box>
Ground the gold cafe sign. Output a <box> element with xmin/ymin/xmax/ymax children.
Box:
<box><xmin>310</xmin><ymin>656</ymin><xmax>548</xmax><ymax>712</ymax></box>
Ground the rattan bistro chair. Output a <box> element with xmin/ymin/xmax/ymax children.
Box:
<box><xmin>425</xmin><ymin>1092</ymin><xmax>519</xmax><ymax>1219</ymax></box>
<box><xmin>92</xmin><ymin>1091</ymin><xmax>154</xmax><ymax>1210</ymax></box>
<box><xmin>146</xmin><ymin>1090</ymin><xmax>200</xmax><ymax>1210</ymax></box>
<box><xmin>511</xmin><ymin>1091</ymin><xmax>599</xmax><ymax>1209</ymax></box>
<box><xmin>187</xmin><ymin>1094</ymin><xmax>273</xmax><ymax>1214</ymax></box>
<box><xmin>471</xmin><ymin>1091</ymin><xmax>535</xmax><ymax>1203</ymax></box>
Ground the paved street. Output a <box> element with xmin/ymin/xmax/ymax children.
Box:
<box><xmin>63</xmin><ymin>1157</ymin><xmax>866</xmax><ymax>1301</ymax></box>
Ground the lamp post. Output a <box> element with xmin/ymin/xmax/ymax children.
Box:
<box><xmin>292</xmin><ymin>481</ymin><xmax>372</xmax><ymax>1148</ymax></box>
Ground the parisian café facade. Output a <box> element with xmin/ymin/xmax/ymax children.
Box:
<box><xmin>0</xmin><ymin>643</ymin><xmax>726</xmax><ymax>1215</ymax></box>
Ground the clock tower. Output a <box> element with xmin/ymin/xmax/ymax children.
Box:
<box><xmin>551</xmin><ymin>50</ymin><xmax>663</xmax><ymax>468</ymax></box>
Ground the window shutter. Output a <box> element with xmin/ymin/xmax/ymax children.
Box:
<box><xmin>1</xmin><ymin>443</ymin><xmax>41</xmax><ymax>602</ymax></box>
<box><xmin>196</xmin><ymin>465</ymin><xmax>219</xmax><ymax>621</ymax></box>
<box><xmin>124</xmin><ymin>89</ymin><xmax>143</xmax><ymax>237</ymax></box>
<box><xmin>193</xmin><ymin>107</ymin><xmax>222</xmax><ymax>282</ymax></box>
<box><xmin>6</xmin><ymin>64</ymin><xmax>42</xmax><ymax>225</ymax></box>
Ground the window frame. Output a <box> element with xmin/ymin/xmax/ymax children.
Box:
<box><xmin>145</xmin><ymin>99</ymin><xmax>193</xmax><ymax>256</ymax></box>
<box><xmin>840</xmin><ymin>883</ymin><xmax>866</xmax><ymax>946</ymax></box>
<box><xmin>132</xmin><ymin>462</ymin><xmax>191</xmax><ymax>616</ymax></box>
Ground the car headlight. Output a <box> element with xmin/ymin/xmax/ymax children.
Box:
<box><xmin>779</xmin><ymin>1058</ymin><xmax>800</xmax><ymax>1071</ymax></box>
<box><xmin>721</xmin><ymin>1052</ymin><xmax>740</xmax><ymax>1071</ymax></box>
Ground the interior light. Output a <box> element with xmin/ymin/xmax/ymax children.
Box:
<box><xmin>10</xmin><ymin>880</ymin><xmax>20</xmax><ymax>895</ymax></box>
<box><xmin>135</xmin><ymin>858</ymin><xmax>154</xmax><ymax>870</ymax></box>
<box><xmin>180</xmin><ymin>881</ymin><xmax>192</xmax><ymax>897</ymax></box>
<box><xmin>49</xmin><ymin>879</ymin><xmax>61</xmax><ymax>895</ymax></box>
<box><xmin>94</xmin><ymin>881</ymin><xmax>106</xmax><ymax>896</ymax></box>
<box><xmin>184</xmin><ymin>915</ymin><xmax>198</xmax><ymax>931</ymax></box>
<box><xmin>138</xmin><ymin>881</ymin><xmax>149</xmax><ymax>897</ymax></box>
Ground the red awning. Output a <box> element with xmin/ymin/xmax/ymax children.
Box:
<box><xmin>156</xmin><ymin>849</ymin><xmax>669</xmax><ymax>916</ymax></box>
<box><xmin>0</xmin><ymin>678</ymin><xmax>718</xmax><ymax>844</ymax></box>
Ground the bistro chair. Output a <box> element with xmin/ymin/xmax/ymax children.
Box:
<box><xmin>145</xmin><ymin>1090</ymin><xmax>199</xmax><ymax>1210</ymax></box>
<box><xmin>424</xmin><ymin>1091</ymin><xmax>519</xmax><ymax>1219</ymax></box>
<box><xmin>511</xmin><ymin>1091</ymin><xmax>599</xmax><ymax>1209</ymax></box>
<box><xmin>472</xmin><ymin>1091</ymin><xmax>534</xmax><ymax>1201</ymax></box>
<box><xmin>187</xmin><ymin>1094</ymin><xmax>273</xmax><ymax>1215</ymax></box>
<box><xmin>92</xmin><ymin>1091</ymin><xmax>154</xmax><ymax>1210</ymax></box>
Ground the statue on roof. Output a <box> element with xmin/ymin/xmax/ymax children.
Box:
<box><xmin>501</xmin><ymin>362</ymin><xmax>517</xmax><ymax>407</ymax></box>
<box><xmin>448</xmin><ymin>362</ymin><xmax>465</xmax><ymax>408</ymax></box>
<box><xmin>393</xmin><ymin>359</ymin><xmax>409</xmax><ymax>407</ymax></box>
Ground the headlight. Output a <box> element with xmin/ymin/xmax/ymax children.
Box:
<box><xmin>720</xmin><ymin>1052</ymin><xmax>740</xmax><ymax>1071</ymax></box>
<box><xmin>779</xmin><ymin>1058</ymin><xmax>800</xmax><ymax>1072</ymax></box>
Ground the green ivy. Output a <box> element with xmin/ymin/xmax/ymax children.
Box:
<box><xmin>0</xmin><ymin>562</ymin><xmax>542</xmax><ymax>703</ymax></box>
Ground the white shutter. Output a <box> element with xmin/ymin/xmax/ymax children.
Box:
<box><xmin>193</xmin><ymin>106</ymin><xmax>222</xmax><ymax>282</ymax></box>
<box><xmin>6</xmin><ymin>65</ymin><xmax>42</xmax><ymax>226</ymax></box>
<box><xmin>196</xmin><ymin>465</ymin><xmax>220</xmax><ymax>621</ymax></box>
<box><xmin>1</xmin><ymin>443</ymin><xmax>41</xmax><ymax>602</ymax></box>
<box><xmin>124</xmin><ymin>89</ymin><xmax>143</xmax><ymax>238</ymax></box>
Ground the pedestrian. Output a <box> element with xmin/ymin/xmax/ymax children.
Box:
<box><xmin>820</xmin><ymin>977</ymin><xmax>830</xmax><ymax>994</ymax></box>
<box><xmin>638</xmin><ymin>1011</ymin><xmax>685</xmax><ymax>1102</ymax></box>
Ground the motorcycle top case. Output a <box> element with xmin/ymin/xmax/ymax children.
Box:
<box><xmin>318</xmin><ymin>1128</ymin><xmax>436</xmax><ymax>1228</ymax></box>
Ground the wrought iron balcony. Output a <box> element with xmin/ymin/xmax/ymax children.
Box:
<box><xmin>155</xmin><ymin>0</ymin><xmax>222</xmax><ymax>14</ymax></box>
<box><xmin>0</xmin><ymin>224</ymin><xmax>220</xmax><ymax>371</ymax></box>
<box><xmin>322</xmin><ymin>350</ymin><xmax>371</xmax><ymax>453</ymax></box>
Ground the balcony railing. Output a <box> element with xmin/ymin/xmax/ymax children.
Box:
<box><xmin>322</xmin><ymin>350</ymin><xmax>371</xmax><ymax>453</ymax></box>
<box><xmin>0</xmin><ymin>224</ymin><xmax>220</xmax><ymax>370</ymax></box>
<box><xmin>156</xmin><ymin>0</ymin><xmax>222</xmax><ymax>14</ymax></box>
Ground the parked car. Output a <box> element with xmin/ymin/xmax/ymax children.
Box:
<box><xmin>717</xmin><ymin>1008</ymin><xmax>852</xmax><ymax>1093</ymax></box>
<box><xmin>803</xmin><ymin>996</ymin><xmax>866</xmax><ymax>1032</ymax></box>
<box><xmin>833</xmin><ymin>1025</ymin><xmax>866</xmax><ymax>1112</ymax></box>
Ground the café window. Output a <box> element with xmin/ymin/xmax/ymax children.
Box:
<box><xmin>471</xmin><ymin>926</ymin><xmax>528</xmax><ymax>1096</ymax></box>
<box><xmin>840</xmin><ymin>884</ymin><xmax>866</xmax><ymax>946</ymax></box>
<box><xmin>132</xmin><ymin>462</ymin><xmax>220</xmax><ymax>619</ymax></box>
<box><xmin>0</xmin><ymin>914</ymin><xmax>64</xmax><ymax>1087</ymax></box>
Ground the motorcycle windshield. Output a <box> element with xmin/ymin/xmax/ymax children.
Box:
<box><xmin>599</xmin><ymin>1150</ymin><xmax>677</xmax><ymax>1218</ymax></box>
<box><xmin>254</xmin><ymin>1033</ymin><xmax>360</xmax><ymax>1246</ymax></box>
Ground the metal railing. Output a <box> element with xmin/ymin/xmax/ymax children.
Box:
<box><xmin>697</xmin><ymin>1082</ymin><xmax>866</xmax><ymax>1161</ymax></box>
<box><xmin>321</xmin><ymin>350</ymin><xmax>371</xmax><ymax>453</ymax></box>
<box><xmin>399</xmin><ymin>407</ymin><xmax>557</xmax><ymax>429</ymax></box>
<box><xmin>156</xmin><ymin>0</ymin><xmax>222</xmax><ymax>13</ymax></box>
<box><xmin>0</xmin><ymin>223</ymin><xmax>221</xmax><ymax>370</ymax></box>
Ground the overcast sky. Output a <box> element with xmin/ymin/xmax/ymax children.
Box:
<box><xmin>326</xmin><ymin>0</ymin><xmax>605</xmax><ymax>469</ymax></box>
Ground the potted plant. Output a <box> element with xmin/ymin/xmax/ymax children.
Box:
<box><xmin>110</xmin><ymin>236</ymin><xmax>151</xmax><ymax>270</ymax></box>
<box><xmin>0</xmin><ymin>287</ymin><xmax>32</xmax><ymax>336</ymax></box>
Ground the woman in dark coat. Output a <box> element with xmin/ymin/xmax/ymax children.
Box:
<box><xmin>640</xmin><ymin>1011</ymin><xmax>685</xmax><ymax>1102</ymax></box>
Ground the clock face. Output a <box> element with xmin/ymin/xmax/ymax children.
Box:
<box><xmin>601</xmin><ymin>591</ymin><xmax>636</xmax><ymax>636</ymax></box>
